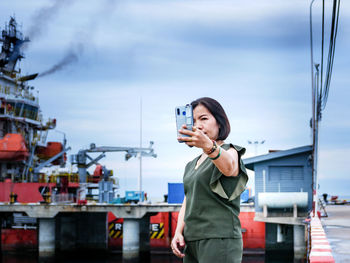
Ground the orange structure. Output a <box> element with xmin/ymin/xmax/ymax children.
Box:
<box><xmin>0</xmin><ymin>134</ymin><xmax>29</xmax><ymax>161</ymax></box>
<box><xmin>36</xmin><ymin>142</ymin><xmax>66</xmax><ymax>165</ymax></box>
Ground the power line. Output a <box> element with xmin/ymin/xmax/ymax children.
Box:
<box><xmin>309</xmin><ymin>0</ymin><xmax>341</xmax><ymax>217</ymax></box>
<box><xmin>317</xmin><ymin>0</ymin><xmax>341</xmax><ymax>116</ymax></box>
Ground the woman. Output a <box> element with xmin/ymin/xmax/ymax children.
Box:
<box><xmin>171</xmin><ymin>97</ymin><xmax>248</xmax><ymax>263</ymax></box>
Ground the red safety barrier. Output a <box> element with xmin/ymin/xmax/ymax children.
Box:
<box><xmin>309</xmin><ymin>216</ymin><xmax>335</xmax><ymax>263</ymax></box>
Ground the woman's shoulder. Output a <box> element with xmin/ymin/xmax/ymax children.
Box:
<box><xmin>222</xmin><ymin>143</ymin><xmax>246</xmax><ymax>155</ymax></box>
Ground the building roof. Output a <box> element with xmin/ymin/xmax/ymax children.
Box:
<box><xmin>243</xmin><ymin>145</ymin><xmax>312</xmax><ymax>170</ymax></box>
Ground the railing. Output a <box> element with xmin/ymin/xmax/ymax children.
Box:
<box><xmin>309</xmin><ymin>216</ymin><xmax>335</xmax><ymax>263</ymax></box>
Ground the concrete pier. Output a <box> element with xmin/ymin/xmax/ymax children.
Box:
<box><xmin>276</xmin><ymin>224</ymin><xmax>284</xmax><ymax>243</ymax></box>
<box><xmin>0</xmin><ymin>203</ymin><xmax>181</xmax><ymax>258</ymax></box>
<box><xmin>122</xmin><ymin>216</ymin><xmax>152</xmax><ymax>260</ymax></box>
<box><xmin>293</xmin><ymin>225</ymin><xmax>306</xmax><ymax>259</ymax></box>
<box><xmin>123</xmin><ymin>219</ymin><xmax>140</xmax><ymax>259</ymax></box>
<box><xmin>0</xmin><ymin>203</ymin><xmax>181</xmax><ymax>219</ymax></box>
<box><xmin>322</xmin><ymin>204</ymin><xmax>350</xmax><ymax>262</ymax></box>
<box><xmin>38</xmin><ymin>218</ymin><xmax>56</xmax><ymax>255</ymax></box>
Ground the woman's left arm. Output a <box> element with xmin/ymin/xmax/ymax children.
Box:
<box><xmin>208</xmin><ymin>147</ymin><xmax>239</xmax><ymax>177</ymax></box>
<box><xmin>178</xmin><ymin>126</ymin><xmax>239</xmax><ymax>177</ymax></box>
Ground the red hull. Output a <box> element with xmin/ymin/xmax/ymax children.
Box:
<box><xmin>0</xmin><ymin>182</ymin><xmax>79</xmax><ymax>203</ymax></box>
<box><xmin>108</xmin><ymin>210</ymin><xmax>265</xmax><ymax>250</ymax></box>
<box><xmin>1</xmin><ymin>229</ymin><xmax>37</xmax><ymax>252</ymax></box>
<box><xmin>240</xmin><ymin>211</ymin><xmax>265</xmax><ymax>249</ymax></box>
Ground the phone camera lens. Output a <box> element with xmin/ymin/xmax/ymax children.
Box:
<box><xmin>182</xmin><ymin>111</ymin><xmax>186</xmax><ymax>116</ymax></box>
<box><xmin>177</xmin><ymin>108</ymin><xmax>180</xmax><ymax>115</ymax></box>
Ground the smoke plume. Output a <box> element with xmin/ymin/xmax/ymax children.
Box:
<box><xmin>38</xmin><ymin>0</ymin><xmax>117</xmax><ymax>78</ymax></box>
<box><xmin>39</xmin><ymin>44</ymin><xmax>83</xmax><ymax>77</ymax></box>
<box><xmin>27</xmin><ymin>0</ymin><xmax>69</xmax><ymax>41</ymax></box>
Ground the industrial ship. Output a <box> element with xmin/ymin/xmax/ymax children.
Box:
<box><xmin>0</xmin><ymin>16</ymin><xmax>80</xmax><ymax>251</ymax></box>
<box><xmin>0</xmin><ymin>17</ymin><xmax>265</xmax><ymax>254</ymax></box>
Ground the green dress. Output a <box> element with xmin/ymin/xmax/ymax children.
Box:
<box><xmin>182</xmin><ymin>143</ymin><xmax>248</xmax><ymax>262</ymax></box>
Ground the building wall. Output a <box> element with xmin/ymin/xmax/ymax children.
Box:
<box><xmin>254</xmin><ymin>152</ymin><xmax>312</xmax><ymax>212</ymax></box>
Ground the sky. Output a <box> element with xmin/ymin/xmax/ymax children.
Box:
<box><xmin>1</xmin><ymin>0</ymin><xmax>349</xmax><ymax>200</ymax></box>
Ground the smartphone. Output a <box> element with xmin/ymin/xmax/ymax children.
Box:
<box><xmin>175</xmin><ymin>104</ymin><xmax>193</xmax><ymax>142</ymax></box>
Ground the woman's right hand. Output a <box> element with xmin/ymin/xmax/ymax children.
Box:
<box><xmin>171</xmin><ymin>232</ymin><xmax>185</xmax><ymax>258</ymax></box>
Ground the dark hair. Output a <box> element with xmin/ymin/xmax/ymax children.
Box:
<box><xmin>191</xmin><ymin>97</ymin><xmax>230</xmax><ymax>140</ymax></box>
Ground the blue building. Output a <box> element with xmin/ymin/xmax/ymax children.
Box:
<box><xmin>243</xmin><ymin>145</ymin><xmax>313</xmax><ymax>260</ymax></box>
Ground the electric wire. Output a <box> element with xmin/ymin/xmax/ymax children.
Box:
<box><xmin>320</xmin><ymin>0</ymin><xmax>325</xmax><ymax>105</ymax></box>
<box><xmin>322</xmin><ymin>0</ymin><xmax>340</xmax><ymax>111</ymax></box>
<box><xmin>311</xmin><ymin>0</ymin><xmax>341</xmax><ymax>120</ymax></box>
<box><xmin>321</xmin><ymin>0</ymin><xmax>336</xmax><ymax>113</ymax></box>
<box><xmin>309</xmin><ymin>0</ymin><xmax>341</xmax><ymax>221</ymax></box>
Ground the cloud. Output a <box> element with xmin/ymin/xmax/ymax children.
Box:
<box><xmin>26</xmin><ymin>0</ymin><xmax>70</xmax><ymax>41</ymax></box>
<box><xmin>318</xmin><ymin>148</ymin><xmax>350</xmax><ymax>179</ymax></box>
<box><xmin>1</xmin><ymin>0</ymin><xmax>349</xmax><ymax>199</ymax></box>
<box><xmin>318</xmin><ymin>178</ymin><xmax>350</xmax><ymax>196</ymax></box>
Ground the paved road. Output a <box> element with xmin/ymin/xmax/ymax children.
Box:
<box><xmin>322</xmin><ymin>204</ymin><xmax>350</xmax><ymax>263</ymax></box>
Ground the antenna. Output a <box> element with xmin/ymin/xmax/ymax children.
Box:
<box><xmin>139</xmin><ymin>96</ymin><xmax>143</xmax><ymax>195</ymax></box>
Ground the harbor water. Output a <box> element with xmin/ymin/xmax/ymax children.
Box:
<box><xmin>1</xmin><ymin>251</ymin><xmax>303</xmax><ymax>263</ymax></box>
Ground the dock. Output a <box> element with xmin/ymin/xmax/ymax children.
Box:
<box><xmin>322</xmin><ymin>204</ymin><xmax>350</xmax><ymax>262</ymax></box>
<box><xmin>0</xmin><ymin>203</ymin><xmax>181</xmax><ymax>259</ymax></box>
<box><xmin>0</xmin><ymin>202</ymin><xmax>181</xmax><ymax>218</ymax></box>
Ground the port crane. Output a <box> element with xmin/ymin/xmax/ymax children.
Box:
<box><xmin>71</xmin><ymin>141</ymin><xmax>157</xmax><ymax>183</ymax></box>
<box><xmin>69</xmin><ymin>141</ymin><xmax>157</xmax><ymax>203</ymax></box>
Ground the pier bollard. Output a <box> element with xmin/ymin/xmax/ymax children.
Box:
<box><xmin>38</xmin><ymin>218</ymin><xmax>56</xmax><ymax>255</ymax></box>
<box><xmin>123</xmin><ymin>218</ymin><xmax>140</xmax><ymax>259</ymax></box>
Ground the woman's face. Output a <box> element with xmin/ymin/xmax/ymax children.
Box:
<box><xmin>193</xmin><ymin>104</ymin><xmax>220</xmax><ymax>141</ymax></box>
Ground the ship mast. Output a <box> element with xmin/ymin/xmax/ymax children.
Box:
<box><xmin>0</xmin><ymin>17</ymin><xmax>58</xmax><ymax>182</ymax></box>
<box><xmin>0</xmin><ymin>17</ymin><xmax>29</xmax><ymax>77</ymax></box>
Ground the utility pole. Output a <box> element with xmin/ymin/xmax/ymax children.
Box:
<box><xmin>310</xmin><ymin>0</ymin><xmax>318</xmax><ymax>217</ymax></box>
<box><xmin>309</xmin><ymin>0</ymin><xmax>340</xmax><ymax>217</ymax></box>
<box><xmin>312</xmin><ymin>64</ymin><xmax>320</xmax><ymax>216</ymax></box>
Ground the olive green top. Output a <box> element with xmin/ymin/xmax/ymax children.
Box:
<box><xmin>183</xmin><ymin>143</ymin><xmax>248</xmax><ymax>241</ymax></box>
